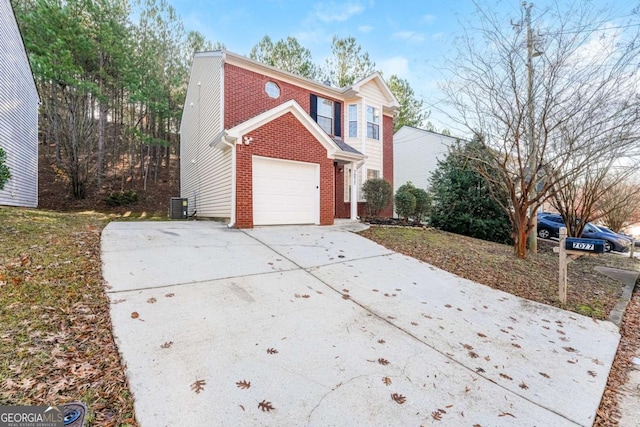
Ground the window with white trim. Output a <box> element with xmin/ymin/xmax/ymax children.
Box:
<box><xmin>317</xmin><ymin>97</ymin><xmax>334</xmax><ymax>135</ymax></box>
<box><xmin>366</xmin><ymin>105</ymin><xmax>380</xmax><ymax>140</ymax></box>
<box><xmin>265</xmin><ymin>81</ymin><xmax>280</xmax><ymax>98</ymax></box>
<box><xmin>348</xmin><ymin>104</ymin><xmax>358</xmax><ymax>137</ymax></box>
<box><xmin>367</xmin><ymin>169</ymin><xmax>380</xmax><ymax>181</ymax></box>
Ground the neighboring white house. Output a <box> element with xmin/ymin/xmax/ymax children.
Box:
<box><xmin>0</xmin><ymin>0</ymin><xmax>39</xmax><ymax>208</ymax></box>
<box><xmin>393</xmin><ymin>126</ymin><xmax>460</xmax><ymax>196</ymax></box>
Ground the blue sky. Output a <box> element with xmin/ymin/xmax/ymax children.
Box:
<box><xmin>170</xmin><ymin>0</ymin><xmax>638</xmax><ymax>131</ymax></box>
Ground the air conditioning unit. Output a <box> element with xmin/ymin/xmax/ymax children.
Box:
<box><xmin>169</xmin><ymin>197</ymin><xmax>188</xmax><ymax>220</ymax></box>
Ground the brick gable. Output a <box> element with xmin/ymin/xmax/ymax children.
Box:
<box><xmin>224</xmin><ymin>63</ymin><xmax>343</xmax><ymax>135</ymax></box>
<box><xmin>234</xmin><ymin>112</ymin><xmax>334</xmax><ymax>228</ymax></box>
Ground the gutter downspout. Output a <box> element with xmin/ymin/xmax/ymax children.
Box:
<box><xmin>217</xmin><ymin>133</ymin><xmax>237</xmax><ymax>228</ymax></box>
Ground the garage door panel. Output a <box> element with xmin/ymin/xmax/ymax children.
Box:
<box><xmin>252</xmin><ymin>157</ymin><xmax>319</xmax><ymax>225</ymax></box>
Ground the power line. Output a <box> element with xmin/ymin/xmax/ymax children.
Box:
<box><xmin>540</xmin><ymin>21</ymin><xmax>640</xmax><ymax>36</ymax></box>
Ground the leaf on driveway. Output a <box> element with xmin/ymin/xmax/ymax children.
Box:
<box><xmin>378</xmin><ymin>358</ymin><xmax>390</xmax><ymax>366</ymax></box>
<box><xmin>147</xmin><ymin>297</ymin><xmax>157</xmax><ymax>304</ymax></box>
<box><xmin>160</xmin><ymin>341</ymin><xmax>173</xmax><ymax>349</ymax></box>
<box><xmin>391</xmin><ymin>393</ymin><xmax>406</xmax><ymax>404</ymax></box>
<box><xmin>191</xmin><ymin>379</ymin><xmax>206</xmax><ymax>394</ymax></box>
<box><xmin>236</xmin><ymin>380</ymin><xmax>251</xmax><ymax>389</ymax></box>
<box><xmin>267</xmin><ymin>348</ymin><xmax>278</xmax><ymax>355</ymax></box>
<box><xmin>382</xmin><ymin>377</ymin><xmax>392</xmax><ymax>386</ymax></box>
<box><xmin>258</xmin><ymin>400</ymin><xmax>275</xmax><ymax>412</ymax></box>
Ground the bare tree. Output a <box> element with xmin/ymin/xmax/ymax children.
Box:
<box><xmin>548</xmin><ymin>159</ymin><xmax>640</xmax><ymax>237</ymax></box>
<box><xmin>595</xmin><ymin>179</ymin><xmax>640</xmax><ymax>232</ymax></box>
<box><xmin>441</xmin><ymin>0</ymin><xmax>640</xmax><ymax>258</ymax></box>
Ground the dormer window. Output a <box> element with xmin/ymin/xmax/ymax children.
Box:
<box><xmin>310</xmin><ymin>94</ymin><xmax>341</xmax><ymax>137</ymax></box>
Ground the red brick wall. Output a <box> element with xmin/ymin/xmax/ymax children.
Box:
<box><xmin>380</xmin><ymin>115</ymin><xmax>394</xmax><ymax>218</ymax></box>
<box><xmin>334</xmin><ymin>166</ymin><xmax>347</xmax><ymax>218</ymax></box>
<box><xmin>234</xmin><ymin>112</ymin><xmax>334</xmax><ymax>228</ymax></box>
<box><xmin>224</xmin><ymin>64</ymin><xmax>342</xmax><ymax>133</ymax></box>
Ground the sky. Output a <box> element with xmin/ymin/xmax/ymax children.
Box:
<box><xmin>168</xmin><ymin>0</ymin><xmax>639</xmax><ymax>133</ymax></box>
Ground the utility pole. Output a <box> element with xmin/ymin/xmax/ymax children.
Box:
<box><xmin>525</xmin><ymin>1</ymin><xmax>538</xmax><ymax>254</ymax></box>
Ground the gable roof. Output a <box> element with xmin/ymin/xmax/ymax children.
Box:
<box><xmin>194</xmin><ymin>50</ymin><xmax>399</xmax><ymax>116</ymax></box>
<box><xmin>345</xmin><ymin>72</ymin><xmax>400</xmax><ymax>109</ymax></box>
<box><xmin>210</xmin><ymin>99</ymin><xmax>364</xmax><ymax>162</ymax></box>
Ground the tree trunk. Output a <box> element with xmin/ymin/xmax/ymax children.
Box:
<box><xmin>513</xmin><ymin>208</ymin><xmax>529</xmax><ymax>259</ymax></box>
<box><xmin>97</xmin><ymin>51</ymin><xmax>106</xmax><ymax>187</ymax></box>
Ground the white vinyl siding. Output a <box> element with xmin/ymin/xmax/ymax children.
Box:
<box><xmin>180</xmin><ymin>54</ymin><xmax>231</xmax><ymax>218</ymax></box>
<box><xmin>354</xmin><ymin>80</ymin><xmax>388</xmax><ymax>200</ymax></box>
<box><xmin>393</xmin><ymin>126</ymin><xmax>458</xmax><ymax>195</ymax></box>
<box><xmin>0</xmin><ymin>0</ymin><xmax>39</xmax><ymax>208</ymax></box>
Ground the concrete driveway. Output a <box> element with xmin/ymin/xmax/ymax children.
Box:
<box><xmin>102</xmin><ymin>221</ymin><xmax>620</xmax><ymax>426</ymax></box>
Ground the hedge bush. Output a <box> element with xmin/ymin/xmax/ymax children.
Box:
<box><xmin>104</xmin><ymin>190</ymin><xmax>139</xmax><ymax>207</ymax></box>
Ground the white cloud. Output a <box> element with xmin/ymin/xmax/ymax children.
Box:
<box><xmin>422</xmin><ymin>14</ymin><xmax>436</xmax><ymax>24</ymax></box>
<box><xmin>379</xmin><ymin>56</ymin><xmax>410</xmax><ymax>79</ymax></box>
<box><xmin>392</xmin><ymin>31</ymin><xmax>426</xmax><ymax>43</ymax></box>
<box><xmin>358</xmin><ymin>25</ymin><xmax>374</xmax><ymax>33</ymax></box>
<box><xmin>312</xmin><ymin>2</ymin><xmax>365</xmax><ymax>23</ymax></box>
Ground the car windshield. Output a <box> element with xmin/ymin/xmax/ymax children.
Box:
<box><xmin>586</xmin><ymin>223</ymin><xmax>602</xmax><ymax>232</ymax></box>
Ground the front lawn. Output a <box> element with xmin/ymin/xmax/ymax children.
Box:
<box><xmin>0</xmin><ymin>208</ymin><xmax>138</xmax><ymax>426</ymax></box>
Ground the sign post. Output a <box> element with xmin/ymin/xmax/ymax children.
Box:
<box><xmin>559</xmin><ymin>227</ymin><xmax>568</xmax><ymax>303</ymax></box>
<box><xmin>557</xmin><ymin>227</ymin><xmax>605</xmax><ymax>303</ymax></box>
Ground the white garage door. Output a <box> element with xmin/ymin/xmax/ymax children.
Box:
<box><xmin>252</xmin><ymin>156</ymin><xmax>320</xmax><ymax>225</ymax></box>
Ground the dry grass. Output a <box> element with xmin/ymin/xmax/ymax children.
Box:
<box><xmin>0</xmin><ymin>207</ymin><xmax>137</xmax><ymax>426</ymax></box>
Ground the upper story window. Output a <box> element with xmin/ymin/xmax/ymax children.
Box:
<box><xmin>367</xmin><ymin>169</ymin><xmax>380</xmax><ymax>180</ymax></box>
<box><xmin>265</xmin><ymin>81</ymin><xmax>280</xmax><ymax>98</ymax></box>
<box><xmin>348</xmin><ymin>104</ymin><xmax>358</xmax><ymax>137</ymax></box>
<box><xmin>366</xmin><ymin>105</ymin><xmax>380</xmax><ymax>140</ymax></box>
<box><xmin>317</xmin><ymin>97</ymin><xmax>334</xmax><ymax>135</ymax></box>
<box><xmin>310</xmin><ymin>94</ymin><xmax>341</xmax><ymax>137</ymax></box>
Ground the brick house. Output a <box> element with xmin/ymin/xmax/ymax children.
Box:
<box><xmin>180</xmin><ymin>50</ymin><xmax>399</xmax><ymax>228</ymax></box>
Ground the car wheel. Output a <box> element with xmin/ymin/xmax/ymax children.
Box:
<box><xmin>604</xmin><ymin>241</ymin><xmax>613</xmax><ymax>252</ymax></box>
<box><xmin>538</xmin><ymin>228</ymin><xmax>550</xmax><ymax>239</ymax></box>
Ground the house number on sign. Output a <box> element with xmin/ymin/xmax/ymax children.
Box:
<box><xmin>571</xmin><ymin>242</ymin><xmax>594</xmax><ymax>251</ymax></box>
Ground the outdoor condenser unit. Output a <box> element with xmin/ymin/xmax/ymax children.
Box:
<box><xmin>169</xmin><ymin>197</ymin><xmax>188</xmax><ymax>220</ymax></box>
